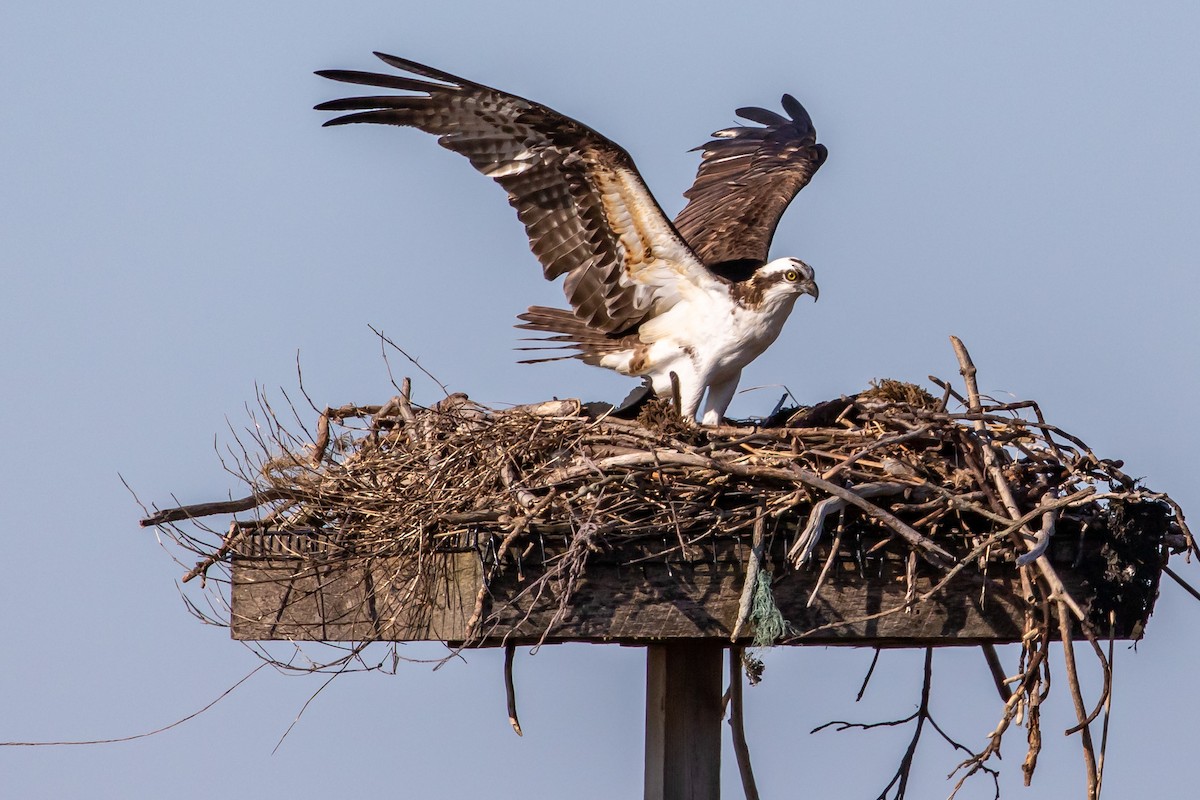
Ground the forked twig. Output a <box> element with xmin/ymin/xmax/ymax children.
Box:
<box><xmin>815</xmin><ymin>649</ymin><xmax>997</xmax><ymax>800</ymax></box>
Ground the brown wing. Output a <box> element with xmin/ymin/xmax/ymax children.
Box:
<box><xmin>673</xmin><ymin>94</ymin><xmax>827</xmax><ymax>267</ymax></box>
<box><xmin>316</xmin><ymin>52</ymin><xmax>724</xmax><ymax>335</ymax></box>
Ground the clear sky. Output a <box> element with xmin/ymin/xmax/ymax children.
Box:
<box><xmin>2</xmin><ymin>2</ymin><xmax>1198</xmax><ymax>797</ymax></box>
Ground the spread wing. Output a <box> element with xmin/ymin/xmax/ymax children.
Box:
<box><xmin>673</xmin><ymin>95</ymin><xmax>827</xmax><ymax>268</ymax></box>
<box><xmin>316</xmin><ymin>52</ymin><xmax>724</xmax><ymax>334</ymax></box>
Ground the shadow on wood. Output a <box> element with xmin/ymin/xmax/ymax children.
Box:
<box><xmin>229</xmin><ymin>530</ymin><xmax>1151</xmax><ymax>646</ymax></box>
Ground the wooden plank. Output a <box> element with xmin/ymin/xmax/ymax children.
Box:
<box><xmin>230</xmin><ymin>534</ymin><xmax>1147</xmax><ymax>645</ymax></box>
<box><xmin>644</xmin><ymin>642</ymin><xmax>723</xmax><ymax>800</ymax></box>
<box><xmin>231</xmin><ymin>533</ymin><xmax>480</xmax><ymax>641</ymax></box>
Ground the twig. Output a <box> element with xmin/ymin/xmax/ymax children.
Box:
<box><xmin>397</xmin><ymin>377</ymin><xmax>420</xmax><ymax>446</ymax></box>
<box><xmin>732</xmin><ymin>508</ymin><xmax>767</xmax><ymax>641</ymax></box>
<box><xmin>1163</xmin><ymin>564</ymin><xmax>1200</xmax><ymax>603</ymax></box>
<box><xmin>465</xmin><ymin>492</ymin><xmax>558</xmax><ymax>640</ymax></box>
<box><xmin>181</xmin><ymin>521</ymin><xmax>242</xmax><ymax>585</ymax></box>
<box><xmin>821</xmin><ymin>425</ymin><xmax>933</xmax><ymax>481</ymax></box>
<box><xmin>1056</xmin><ymin>601</ymin><xmax>1099</xmax><ymax>800</ymax></box>
<box><xmin>952</xmin><ymin>339</ymin><xmax>1090</xmax><ymax>621</ymax></box>
<box><xmin>0</xmin><ymin>663</ymin><xmax>267</xmax><ymax>747</ymax></box>
<box><xmin>856</xmin><ymin>649</ymin><xmax>881</xmax><ymax>702</ymax></box>
<box><xmin>807</xmin><ymin>516</ymin><xmax>846</xmax><ymax>608</ymax></box>
<box><xmin>1097</xmin><ymin>614</ymin><xmax>1115</xmax><ymax>797</ymax></box>
<box><xmin>980</xmin><ymin>644</ymin><xmax>1014</xmax><ymax>703</ymax></box>
<box><xmin>272</xmin><ymin>661</ymin><xmax>351</xmax><ymax>754</ymax></box>
<box><xmin>789</xmin><ymin>482</ymin><xmax>914</xmax><ymax>567</ymax></box>
<box><xmin>926</xmin><ymin>374</ymin><xmax>968</xmax><ymax>408</ymax></box>
<box><xmin>789</xmin><ymin>468</ymin><xmax>954</xmax><ymax>565</ymax></box>
<box><xmin>1015</xmin><ymin>493</ymin><xmax>1059</xmax><ymax>568</ymax></box>
<box><xmin>815</xmin><ymin>649</ymin><xmax>994</xmax><ymax>800</ymax></box>
<box><xmin>504</xmin><ymin>643</ymin><xmax>523</xmax><ymax>736</ymax></box>
<box><xmin>370</xmin><ymin>324</ymin><xmax>449</xmax><ymax>397</ymax></box>
<box><xmin>884</xmin><ymin>647</ymin><xmax>935</xmax><ymax>800</ymax></box>
<box><xmin>728</xmin><ymin>647</ymin><xmax>760</xmax><ymax>800</ymax></box>
<box><xmin>140</xmin><ymin>487</ymin><xmax>294</xmax><ymax>526</ymax></box>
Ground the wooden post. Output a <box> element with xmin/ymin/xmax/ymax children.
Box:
<box><xmin>644</xmin><ymin>642</ymin><xmax>724</xmax><ymax>800</ymax></box>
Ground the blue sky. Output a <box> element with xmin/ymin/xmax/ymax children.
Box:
<box><xmin>2</xmin><ymin>2</ymin><xmax>1198</xmax><ymax>797</ymax></box>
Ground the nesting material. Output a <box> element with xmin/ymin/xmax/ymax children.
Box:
<box><xmin>141</xmin><ymin>343</ymin><xmax>1195</xmax><ymax>796</ymax></box>
<box><xmin>143</xmin><ymin>369</ymin><xmax>1184</xmax><ymax>651</ymax></box>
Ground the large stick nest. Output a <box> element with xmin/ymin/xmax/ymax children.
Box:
<box><xmin>140</xmin><ymin>345</ymin><xmax>1195</xmax><ymax>798</ymax></box>
<box><xmin>145</xmin><ymin>370</ymin><xmax>1186</xmax><ymax>647</ymax></box>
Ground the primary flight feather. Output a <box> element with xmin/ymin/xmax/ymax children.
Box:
<box><xmin>316</xmin><ymin>52</ymin><xmax>826</xmax><ymax>424</ymax></box>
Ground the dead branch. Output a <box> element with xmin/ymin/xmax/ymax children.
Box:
<box><xmin>814</xmin><ymin>649</ymin><xmax>998</xmax><ymax>800</ymax></box>
<box><xmin>728</xmin><ymin>647</ymin><xmax>760</xmax><ymax>800</ymax></box>
<box><xmin>504</xmin><ymin>643</ymin><xmax>522</xmax><ymax>737</ymax></box>
<box><xmin>1057</xmin><ymin>601</ymin><xmax>1099</xmax><ymax>800</ymax></box>
<box><xmin>140</xmin><ymin>487</ymin><xmax>295</xmax><ymax>527</ymax></box>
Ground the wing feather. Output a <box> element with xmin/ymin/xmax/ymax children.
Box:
<box><xmin>674</xmin><ymin>94</ymin><xmax>827</xmax><ymax>267</ymax></box>
<box><xmin>316</xmin><ymin>52</ymin><xmax>721</xmax><ymax>334</ymax></box>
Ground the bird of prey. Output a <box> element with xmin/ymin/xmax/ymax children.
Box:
<box><xmin>316</xmin><ymin>52</ymin><xmax>826</xmax><ymax>424</ymax></box>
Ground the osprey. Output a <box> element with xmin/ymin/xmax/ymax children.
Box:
<box><xmin>317</xmin><ymin>53</ymin><xmax>827</xmax><ymax>424</ymax></box>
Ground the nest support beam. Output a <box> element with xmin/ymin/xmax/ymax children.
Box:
<box><xmin>645</xmin><ymin>642</ymin><xmax>724</xmax><ymax>800</ymax></box>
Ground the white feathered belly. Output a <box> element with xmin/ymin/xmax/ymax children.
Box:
<box><xmin>598</xmin><ymin>293</ymin><xmax>795</xmax><ymax>390</ymax></box>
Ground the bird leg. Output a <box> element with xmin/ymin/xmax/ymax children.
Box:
<box><xmin>658</xmin><ymin>370</ymin><xmax>706</xmax><ymax>423</ymax></box>
<box><xmin>700</xmin><ymin>371</ymin><xmax>742</xmax><ymax>426</ymax></box>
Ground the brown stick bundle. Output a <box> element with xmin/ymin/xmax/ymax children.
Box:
<box><xmin>139</xmin><ymin>340</ymin><xmax>1191</xmax><ymax>797</ymax></box>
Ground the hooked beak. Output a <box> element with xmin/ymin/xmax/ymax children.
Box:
<box><xmin>803</xmin><ymin>280</ymin><xmax>819</xmax><ymax>301</ymax></box>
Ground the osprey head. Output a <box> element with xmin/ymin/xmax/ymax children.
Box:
<box><xmin>758</xmin><ymin>257</ymin><xmax>819</xmax><ymax>303</ymax></box>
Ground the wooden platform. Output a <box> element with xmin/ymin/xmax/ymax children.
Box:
<box><xmin>224</xmin><ymin>520</ymin><xmax>1161</xmax><ymax>800</ymax></box>
<box><xmin>229</xmin><ymin>531</ymin><xmax>1147</xmax><ymax>646</ymax></box>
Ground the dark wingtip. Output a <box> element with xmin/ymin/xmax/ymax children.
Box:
<box><xmin>780</xmin><ymin>94</ymin><xmax>814</xmax><ymax>130</ymax></box>
<box><xmin>372</xmin><ymin>51</ymin><xmax>406</xmax><ymax>69</ymax></box>
<box><xmin>371</xmin><ymin>51</ymin><xmax>466</xmax><ymax>86</ymax></box>
<box><xmin>319</xmin><ymin>114</ymin><xmax>371</xmax><ymax>127</ymax></box>
<box><xmin>735</xmin><ymin>105</ymin><xmax>789</xmax><ymax>127</ymax></box>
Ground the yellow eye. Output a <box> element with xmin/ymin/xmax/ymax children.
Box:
<box><xmin>785</xmin><ymin>270</ymin><xmax>799</xmax><ymax>282</ymax></box>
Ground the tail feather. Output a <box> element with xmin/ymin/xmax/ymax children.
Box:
<box><xmin>515</xmin><ymin>306</ymin><xmax>636</xmax><ymax>366</ymax></box>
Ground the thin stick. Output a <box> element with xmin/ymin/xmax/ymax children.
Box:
<box><xmin>140</xmin><ymin>487</ymin><xmax>294</xmax><ymax>527</ymax></box>
<box><xmin>1056</xmin><ymin>601</ymin><xmax>1099</xmax><ymax>800</ymax></box>
<box><xmin>950</xmin><ymin>336</ymin><xmax>1090</xmax><ymax>623</ymax></box>
<box><xmin>1163</xmin><ymin>564</ymin><xmax>1200</xmax><ymax>603</ymax></box>
<box><xmin>732</xmin><ymin>508</ymin><xmax>767</xmax><ymax>641</ymax></box>
<box><xmin>728</xmin><ymin>647</ymin><xmax>760</xmax><ymax>800</ymax></box>
<box><xmin>820</xmin><ymin>425</ymin><xmax>933</xmax><ymax>481</ymax></box>
<box><xmin>1096</xmin><ymin>613</ymin><xmax>1115</xmax><ymax>797</ymax></box>
<box><xmin>856</xmin><ymin>649</ymin><xmax>882</xmax><ymax>702</ymax></box>
<box><xmin>790</xmin><ymin>467</ymin><xmax>954</xmax><ymax>565</ymax></box>
<box><xmin>0</xmin><ymin>663</ymin><xmax>267</xmax><ymax>747</ymax></box>
<box><xmin>397</xmin><ymin>376</ymin><xmax>420</xmax><ymax>446</ymax></box>
<box><xmin>980</xmin><ymin>644</ymin><xmax>1014</xmax><ymax>703</ymax></box>
<box><xmin>504</xmin><ymin>643</ymin><xmax>523</xmax><ymax>736</ymax></box>
<box><xmin>312</xmin><ymin>407</ymin><xmax>333</xmax><ymax>465</ymax></box>
<box><xmin>539</xmin><ymin>451</ymin><xmax>955</xmax><ymax>564</ymax></box>
<box><xmin>181</xmin><ymin>521</ymin><xmax>242</xmax><ymax>584</ymax></box>
<box><xmin>370</xmin><ymin>324</ymin><xmax>449</xmax><ymax>397</ymax></box>
<box><xmin>807</xmin><ymin>518</ymin><xmax>846</xmax><ymax>608</ymax></box>
<box><xmin>466</xmin><ymin>491</ymin><xmax>559</xmax><ymax>639</ymax></box>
